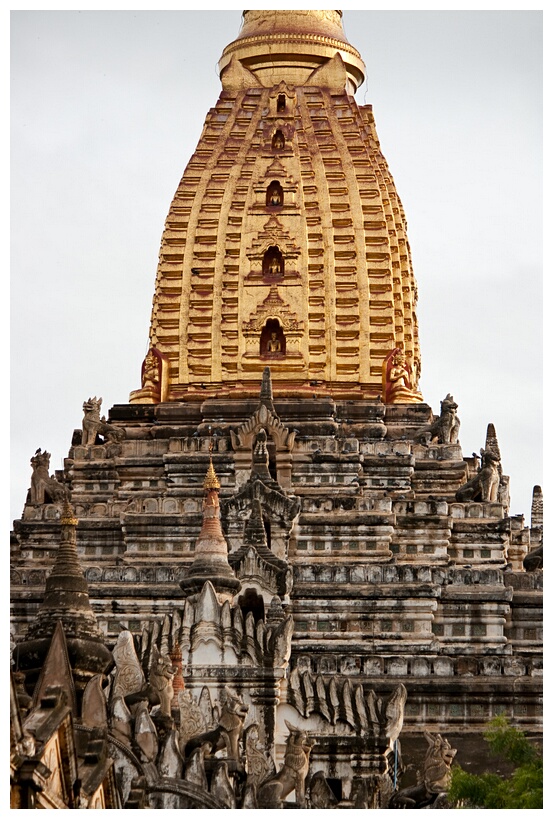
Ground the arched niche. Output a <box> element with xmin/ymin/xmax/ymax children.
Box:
<box><xmin>238</xmin><ymin>588</ymin><xmax>265</xmax><ymax>622</ymax></box>
<box><xmin>272</xmin><ymin>129</ymin><xmax>285</xmax><ymax>150</ymax></box>
<box><xmin>260</xmin><ymin>318</ymin><xmax>285</xmax><ymax>357</ymax></box>
<box><xmin>277</xmin><ymin>94</ymin><xmax>286</xmax><ymax>113</ymax></box>
<box><xmin>266</xmin><ymin>180</ymin><xmax>283</xmax><ymax>208</ymax></box>
<box><xmin>262</xmin><ymin>246</ymin><xmax>284</xmax><ymax>279</ymax></box>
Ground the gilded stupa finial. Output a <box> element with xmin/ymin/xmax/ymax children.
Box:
<box><xmin>60</xmin><ymin>499</ymin><xmax>78</xmax><ymax>528</ymax></box>
<box><xmin>204</xmin><ymin>457</ymin><xmax>221</xmax><ymax>491</ymax></box>
<box><xmin>204</xmin><ymin>428</ymin><xmax>220</xmax><ymax>490</ymax></box>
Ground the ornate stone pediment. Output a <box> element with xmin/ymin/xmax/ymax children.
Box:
<box><xmin>231</xmin><ymin>401</ymin><xmax>296</xmax><ymax>451</ymax></box>
<box><xmin>245</xmin><ymin>216</ymin><xmax>301</xmax><ymax>262</ymax></box>
<box><xmin>288</xmin><ymin>667</ymin><xmax>407</xmax><ymax>744</ymax></box>
<box><xmin>243</xmin><ymin>286</ymin><xmax>303</xmax><ymax>336</ymax></box>
<box><xmin>268</xmin><ymin>80</ymin><xmax>296</xmax><ymax>105</ymax></box>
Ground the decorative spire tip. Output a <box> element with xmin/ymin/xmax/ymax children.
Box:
<box><xmin>204</xmin><ymin>457</ymin><xmax>221</xmax><ymax>491</ymax></box>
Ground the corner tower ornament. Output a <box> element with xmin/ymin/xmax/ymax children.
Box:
<box><xmin>179</xmin><ymin>457</ymin><xmax>241</xmax><ymax>602</ymax></box>
<box><xmin>130</xmin><ymin>8</ymin><xmax>422</xmax><ymax>404</ymax></box>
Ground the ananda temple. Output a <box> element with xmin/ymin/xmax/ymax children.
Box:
<box><xmin>10</xmin><ymin>10</ymin><xmax>542</xmax><ymax>809</ymax></box>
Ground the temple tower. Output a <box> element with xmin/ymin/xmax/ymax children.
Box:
<box><xmin>11</xmin><ymin>10</ymin><xmax>542</xmax><ymax>808</ymax></box>
<box><xmin>131</xmin><ymin>9</ymin><xmax>421</xmax><ymax>404</ymax></box>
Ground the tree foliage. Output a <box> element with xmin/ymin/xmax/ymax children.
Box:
<box><xmin>448</xmin><ymin>717</ymin><xmax>542</xmax><ymax>809</ymax></box>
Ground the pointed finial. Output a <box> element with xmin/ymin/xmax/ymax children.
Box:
<box><xmin>60</xmin><ymin>499</ymin><xmax>78</xmax><ymax>527</ymax></box>
<box><xmin>260</xmin><ymin>366</ymin><xmax>276</xmax><ymax>413</ymax></box>
<box><xmin>531</xmin><ymin>485</ymin><xmax>543</xmax><ymax>529</ymax></box>
<box><xmin>204</xmin><ymin>457</ymin><xmax>221</xmax><ymax>491</ymax></box>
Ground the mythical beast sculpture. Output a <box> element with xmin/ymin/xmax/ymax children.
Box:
<box><xmin>184</xmin><ymin>688</ymin><xmax>248</xmax><ymax>769</ymax></box>
<box><xmin>390</xmin><ymin>731</ymin><xmax>457</xmax><ymax>808</ymax></box>
<box><xmin>414</xmin><ymin>393</ymin><xmax>460</xmax><ymax>444</ymax></box>
<box><xmin>30</xmin><ymin>448</ymin><xmax>68</xmax><ymax>504</ymax></box>
<box><xmin>456</xmin><ymin>447</ymin><xmax>500</xmax><ymax>503</ymax></box>
<box><xmin>257</xmin><ymin>721</ymin><xmax>316</xmax><ymax>808</ymax></box>
<box><xmin>82</xmin><ymin>397</ymin><xmax>125</xmax><ymax>446</ymax></box>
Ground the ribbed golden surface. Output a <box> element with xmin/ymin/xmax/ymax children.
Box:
<box><xmin>131</xmin><ymin>10</ymin><xmax>421</xmax><ymax>403</ymax></box>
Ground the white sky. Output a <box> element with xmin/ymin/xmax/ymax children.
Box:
<box><xmin>10</xmin><ymin>9</ymin><xmax>542</xmax><ymax>526</ymax></box>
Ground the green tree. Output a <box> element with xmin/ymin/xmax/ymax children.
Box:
<box><xmin>448</xmin><ymin>717</ymin><xmax>542</xmax><ymax>809</ymax></box>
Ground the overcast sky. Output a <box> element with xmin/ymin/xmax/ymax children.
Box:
<box><xmin>10</xmin><ymin>9</ymin><xmax>542</xmax><ymax>527</ymax></box>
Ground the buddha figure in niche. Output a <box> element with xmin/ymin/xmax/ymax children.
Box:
<box><xmin>266</xmin><ymin>181</ymin><xmax>283</xmax><ymax>208</ymax></box>
<box><xmin>272</xmin><ymin>130</ymin><xmax>285</xmax><ymax>150</ymax></box>
<box><xmin>260</xmin><ymin>319</ymin><xmax>285</xmax><ymax>357</ymax></box>
<box><xmin>267</xmin><ymin>333</ymin><xmax>282</xmax><ymax>353</ymax></box>
<box><xmin>263</xmin><ymin>246</ymin><xmax>284</xmax><ymax>280</ymax></box>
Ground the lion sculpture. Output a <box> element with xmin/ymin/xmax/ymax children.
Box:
<box><xmin>390</xmin><ymin>731</ymin><xmax>457</xmax><ymax>809</ymax></box>
<box><xmin>82</xmin><ymin>397</ymin><xmax>125</xmax><ymax>447</ymax></box>
<box><xmin>414</xmin><ymin>394</ymin><xmax>460</xmax><ymax>445</ymax></box>
<box><xmin>455</xmin><ymin>447</ymin><xmax>500</xmax><ymax>503</ymax></box>
<box><xmin>257</xmin><ymin>721</ymin><xmax>316</xmax><ymax>808</ymax></box>
<box><xmin>30</xmin><ymin>449</ymin><xmax>68</xmax><ymax>504</ymax></box>
<box><xmin>148</xmin><ymin>648</ymin><xmax>176</xmax><ymax>717</ymax></box>
<box><xmin>184</xmin><ymin>688</ymin><xmax>248</xmax><ymax>768</ymax></box>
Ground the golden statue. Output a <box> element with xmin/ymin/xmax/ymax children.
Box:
<box><xmin>383</xmin><ymin>349</ymin><xmax>423</xmax><ymax>404</ymax></box>
<box><xmin>267</xmin><ymin>332</ymin><xmax>282</xmax><ymax>353</ymax></box>
<box><xmin>143</xmin><ymin>350</ymin><xmax>159</xmax><ymax>388</ymax></box>
<box><xmin>272</xmin><ymin>131</ymin><xmax>285</xmax><ymax>150</ymax></box>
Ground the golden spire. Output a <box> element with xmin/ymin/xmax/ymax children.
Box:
<box><xmin>60</xmin><ymin>499</ymin><xmax>78</xmax><ymax>527</ymax></box>
<box><xmin>204</xmin><ymin>457</ymin><xmax>221</xmax><ymax>491</ymax></box>
<box><xmin>131</xmin><ymin>10</ymin><xmax>422</xmax><ymax>405</ymax></box>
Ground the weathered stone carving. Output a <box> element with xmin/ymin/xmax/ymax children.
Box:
<box><xmin>524</xmin><ymin>543</ymin><xmax>543</xmax><ymax>572</ymax></box>
<box><xmin>134</xmin><ymin>699</ymin><xmax>159</xmax><ymax>764</ymax></box>
<box><xmin>230</xmin><ymin>395</ymin><xmax>296</xmax><ymax>452</ymax></box>
<box><xmin>531</xmin><ymin>484</ymin><xmax>543</xmax><ymax>529</ymax></box>
<box><xmin>110</xmin><ymin>695</ymin><xmax>133</xmax><ymax>746</ymax></box>
<box><xmin>384</xmin><ymin>683</ymin><xmax>408</xmax><ymax>746</ymax></box>
<box><xmin>129</xmin><ymin>346</ymin><xmax>170</xmax><ymax>404</ymax></box>
<box><xmin>390</xmin><ymin>731</ymin><xmax>457</xmax><ymax>809</ymax></box>
<box><xmin>414</xmin><ymin>394</ymin><xmax>460</xmax><ymax>444</ymax></box>
<box><xmin>148</xmin><ymin>647</ymin><xmax>176</xmax><ymax>717</ymax></box>
<box><xmin>184</xmin><ymin>688</ymin><xmax>248</xmax><ymax>769</ymax></box>
<box><xmin>179</xmin><ymin>459</ymin><xmax>241</xmax><ymax>602</ymax></box>
<box><xmin>82</xmin><ymin>397</ymin><xmax>125</xmax><ymax>446</ymax></box>
<box><xmin>257</xmin><ymin>721</ymin><xmax>315</xmax><ymax>808</ymax></box>
<box><xmin>289</xmin><ymin>668</ymin><xmax>407</xmax><ymax>742</ymax></box>
<box><xmin>309</xmin><ymin>770</ymin><xmax>339</xmax><ymax>808</ymax></box>
<box><xmin>184</xmin><ymin>745</ymin><xmax>209</xmax><ymax>790</ymax></box>
<box><xmin>81</xmin><ymin>674</ymin><xmax>108</xmax><ymax>730</ymax></box>
<box><xmin>178</xmin><ymin>688</ymin><xmax>208</xmax><ymax>749</ymax></box>
<box><xmin>244</xmin><ymin>723</ymin><xmax>275</xmax><ymax>791</ymax></box>
<box><xmin>211</xmin><ymin>761</ymin><xmax>236</xmax><ymax>809</ymax></box>
<box><xmin>422</xmin><ymin>732</ymin><xmax>457</xmax><ymax>793</ymax></box>
<box><xmin>30</xmin><ymin>448</ymin><xmax>68</xmax><ymax>504</ymax></box>
<box><xmin>158</xmin><ymin>727</ymin><xmax>184</xmax><ymax>779</ymax></box>
<box><xmin>112</xmin><ymin>630</ymin><xmax>145</xmax><ymax>700</ymax></box>
<box><xmin>456</xmin><ymin>447</ymin><xmax>500</xmax><ymax>502</ymax></box>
